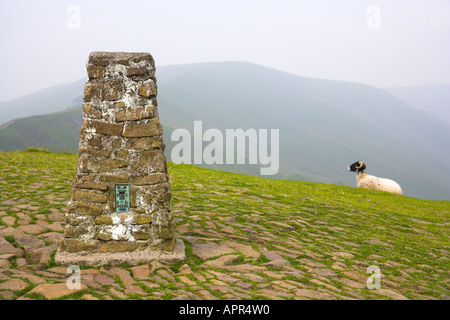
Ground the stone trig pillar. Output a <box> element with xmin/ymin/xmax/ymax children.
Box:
<box><xmin>55</xmin><ymin>52</ymin><xmax>185</xmax><ymax>266</ymax></box>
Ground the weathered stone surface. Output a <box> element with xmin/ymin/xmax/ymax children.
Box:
<box><xmin>94</xmin><ymin>217</ymin><xmax>113</xmax><ymax>225</ymax></box>
<box><xmin>99</xmin><ymin>175</ymin><xmax>129</xmax><ymax>183</ymax></box>
<box><xmin>72</xmin><ymin>190</ymin><xmax>108</xmax><ymax>203</ymax></box>
<box><xmin>94</xmin><ymin>274</ymin><xmax>115</xmax><ymax>286</ymax></box>
<box><xmin>126</xmin><ymin>65</ymin><xmax>151</xmax><ymax>77</ymax></box>
<box><xmin>78</xmin><ymin>147</ymin><xmax>111</xmax><ymax>158</ymax></box>
<box><xmin>97</xmin><ymin>159</ymin><xmax>128</xmax><ymax>172</ymax></box>
<box><xmin>133</xmin><ymin>231</ymin><xmax>150</xmax><ymax>240</ymax></box>
<box><xmin>17</xmin><ymin>224</ymin><xmax>47</xmax><ymax>234</ymax></box>
<box><xmin>2</xmin><ymin>216</ymin><xmax>15</xmax><ymax>227</ymax></box>
<box><xmin>130</xmin><ymin>264</ymin><xmax>150</xmax><ymax>279</ymax></box>
<box><xmin>87</xmin><ymin>65</ymin><xmax>105</xmax><ymax>79</ymax></box>
<box><xmin>162</xmin><ymin>238</ymin><xmax>176</xmax><ymax>251</ymax></box>
<box><xmin>138</xmin><ymin>82</ymin><xmax>157</xmax><ymax>98</ymax></box>
<box><xmin>191</xmin><ymin>242</ymin><xmax>235</xmax><ymax>260</ymax></box>
<box><xmin>83</xmin><ymin>82</ymin><xmax>101</xmax><ymax>102</ymax></box>
<box><xmin>14</xmin><ymin>233</ymin><xmax>46</xmax><ymax>252</ymax></box>
<box><xmin>332</xmin><ymin>251</ymin><xmax>355</xmax><ymax>259</ymax></box>
<box><xmin>84</xmin><ymin>81</ymin><xmax>124</xmax><ymax>102</ymax></box>
<box><xmin>223</xmin><ymin>264</ymin><xmax>266</xmax><ymax>273</ymax></box>
<box><xmin>140</xmin><ymin>150</ymin><xmax>166</xmax><ymax>173</ymax></box>
<box><xmin>205</xmin><ymin>255</ymin><xmax>240</xmax><ymax>268</ymax></box>
<box><xmin>82</xmin><ymin>120</ymin><xmax>123</xmax><ymax>136</ymax></box>
<box><xmin>223</xmin><ymin>241</ymin><xmax>260</xmax><ymax>260</ymax></box>
<box><xmin>116</xmin><ymin>105</ymin><xmax>156</xmax><ymax>122</ymax></box>
<box><xmin>29</xmin><ymin>283</ymin><xmax>88</xmax><ymax>299</ymax></box>
<box><xmin>158</xmin><ymin>221</ymin><xmax>175</xmax><ymax>239</ymax></box>
<box><xmin>66</xmin><ymin>216</ymin><xmax>83</xmax><ymax>226</ymax></box>
<box><xmin>72</xmin><ymin>180</ymin><xmax>108</xmax><ymax>191</ymax></box>
<box><xmin>115</xmin><ymin>149</ymin><xmax>129</xmax><ymax>159</ymax></box>
<box><xmin>82</xmin><ymin>104</ymin><xmax>102</xmax><ymax>119</ymax></box>
<box><xmin>0</xmin><ymin>259</ymin><xmax>11</xmax><ymax>268</ymax></box>
<box><xmin>64</xmin><ymin>226</ymin><xmax>88</xmax><ymax>239</ymax></box>
<box><xmin>99</xmin><ymin>242</ymin><xmax>137</xmax><ymax>253</ymax></box>
<box><xmin>126</xmin><ymin>137</ymin><xmax>163</xmax><ymax>149</ymax></box>
<box><xmin>89</xmin><ymin>52</ymin><xmax>112</xmax><ymax>66</ymax></box>
<box><xmin>0</xmin><ymin>237</ymin><xmax>24</xmax><ymax>256</ymax></box>
<box><xmin>122</xmin><ymin>119</ymin><xmax>162</xmax><ymax>137</ymax></box>
<box><xmin>29</xmin><ymin>244</ymin><xmax>58</xmax><ymax>264</ymax></box>
<box><xmin>374</xmin><ymin>289</ymin><xmax>409</xmax><ymax>300</ymax></box>
<box><xmin>109</xmin><ymin>267</ymin><xmax>135</xmax><ymax>285</ymax></box>
<box><xmin>60</xmin><ymin>239</ymin><xmax>96</xmax><ymax>253</ymax></box>
<box><xmin>0</xmin><ymin>279</ymin><xmax>29</xmax><ymax>291</ymax></box>
<box><xmin>310</xmin><ymin>268</ymin><xmax>338</xmax><ymax>278</ymax></box>
<box><xmin>295</xmin><ymin>289</ymin><xmax>335</xmax><ymax>300</ymax></box>
<box><xmin>97</xmin><ymin>233</ymin><xmax>112</xmax><ymax>241</ymax></box>
<box><xmin>103</xmin><ymin>81</ymin><xmax>125</xmax><ymax>101</ymax></box>
<box><xmin>133</xmin><ymin>216</ymin><xmax>152</xmax><ymax>224</ymax></box>
<box><xmin>67</xmin><ymin>201</ymin><xmax>103</xmax><ymax>216</ymax></box>
<box><xmin>133</xmin><ymin>174</ymin><xmax>167</xmax><ymax>185</ymax></box>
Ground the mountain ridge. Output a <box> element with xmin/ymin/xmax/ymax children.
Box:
<box><xmin>0</xmin><ymin>61</ymin><xmax>449</xmax><ymax>200</ymax></box>
<box><xmin>385</xmin><ymin>84</ymin><xmax>450</xmax><ymax>125</ymax></box>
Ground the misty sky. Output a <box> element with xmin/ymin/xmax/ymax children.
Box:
<box><xmin>0</xmin><ymin>0</ymin><xmax>449</xmax><ymax>102</ymax></box>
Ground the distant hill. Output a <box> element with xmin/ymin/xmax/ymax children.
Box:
<box><xmin>156</xmin><ymin>62</ymin><xmax>450</xmax><ymax>200</ymax></box>
<box><xmin>0</xmin><ymin>62</ymin><xmax>449</xmax><ymax>200</ymax></box>
<box><xmin>385</xmin><ymin>84</ymin><xmax>450</xmax><ymax>124</ymax></box>
<box><xmin>0</xmin><ymin>78</ymin><xmax>85</xmax><ymax>126</ymax></box>
<box><xmin>0</xmin><ymin>106</ymin><xmax>82</xmax><ymax>153</ymax></box>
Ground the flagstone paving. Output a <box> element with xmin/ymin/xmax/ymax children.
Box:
<box><xmin>0</xmin><ymin>151</ymin><xmax>449</xmax><ymax>300</ymax></box>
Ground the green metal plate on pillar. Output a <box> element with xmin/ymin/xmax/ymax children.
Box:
<box><xmin>115</xmin><ymin>184</ymin><xmax>130</xmax><ymax>213</ymax></box>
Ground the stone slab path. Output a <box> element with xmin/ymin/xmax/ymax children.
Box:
<box><xmin>0</xmin><ymin>151</ymin><xmax>448</xmax><ymax>300</ymax></box>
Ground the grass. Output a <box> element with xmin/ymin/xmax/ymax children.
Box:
<box><xmin>0</xmin><ymin>149</ymin><xmax>449</xmax><ymax>300</ymax></box>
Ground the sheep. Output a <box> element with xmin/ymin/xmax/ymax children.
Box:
<box><xmin>347</xmin><ymin>161</ymin><xmax>402</xmax><ymax>195</ymax></box>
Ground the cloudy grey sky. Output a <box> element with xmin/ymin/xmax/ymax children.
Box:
<box><xmin>0</xmin><ymin>0</ymin><xmax>449</xmax><ymax>101</ymax></box>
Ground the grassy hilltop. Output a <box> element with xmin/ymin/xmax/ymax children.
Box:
<box><xmin>0</xmin><ymin>150</ymin><xmax>448</xmax><ymax>300</ymax></box>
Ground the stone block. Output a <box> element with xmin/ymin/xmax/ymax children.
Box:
<box><xmin>138</xmin><ymin>82</ymin><xmax>157</xmax><ymax>98</ymax></box>
<box><xmin>140</xmin><ymin>150</ymin><xmax>166</xmax><ymax>173</ymax></box>
<box><xmin>133</xmin><ymin>231</ymin><xmax>150</xmax><ymax>240</ymax></box>
<box><xmin>126</xmin><ymin>66</ymin><xmax>150</xmax><ymax>77</ymax></box>
<box><xmin>97</xmin><ymin>233</ymin><xmax>113</xmax><ymax>241</ymax></box>
<box><xmin>116</xmin><ymin>105</ymin><xmax>156</xmax><ymax>122</ymax></box>
<box><xmin>133</xmin><ymin>216</ymin><xmax>152</xmax><ymax>224</ymax></box>
<box><xmin>99</xmin><ymin>242</ymin><xmax>137</xmax><ymax>253</ymax></box>
<box><xmin>67</xmin><ymin>201</ymin><xmax>103</xmax><ymax>216</ymax></box>
<box><xmin>97</xmin><ymin>159</ymin><xmax>128</xmax><ymax>172</ymax></box>
<box><xmin>82</xmin><ymin>104</ymin><xmax>102</xmax><ymax>119</ymax></box>
<box><xmin>94</xmin><ymin>216</ymin><xmax>113</xmax><ymax>225</ymax></box>
<box><xmin>126</xmin><ymin>137</ymin><xmax>163</xmax><ymax>149</ymax></box>
<box><xmin>87</xmin><ymin>65</ymin><xmax>105</xmax><ymax>79</ymax></box>
<box><xmin>60</xmin><ymin>239</ymin><xmax>96</xmax><ymax>253</ymax></box>
<box><xmin>78</xmin><ymin>147</ymin><xmax>111</xmax><ymax>158</ymax></box>
<box><xmin>122</xmin><ymin>119</ymin><xmax>162</xmax><ymax>137</ymax></box>
<box><xmin>82</xmin><ymin>120</ymin><xmax>123</xmax><ymax>136</ymax></box>
<box><xmin>133</xmin><ymin>174</ymin><xmax>167</xmax><ymax>185</ymax></box>
<box><xmin>162</xmin><ymin>238</ymin><xmax>176</xmax><ymax>252</ymax></box>
<box><xmin>72</xmin><ymin>190</ymin><xmax>108</xmax><ymax>203</ymax></box>
<box><xmin>72</xmin><ymin>181</ymin><xmax>108</xmax><ymax>191</ymax></box>
<box><xmin>99</xmin><ymin>175</ymin><xmax>129</xmax><ymax>183</ymax></box>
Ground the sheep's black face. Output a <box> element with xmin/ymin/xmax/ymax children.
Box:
<box><xmin>348</xmin><ymin>161</ymin><xmax>366</xmax><ymax>173</ymax></box>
